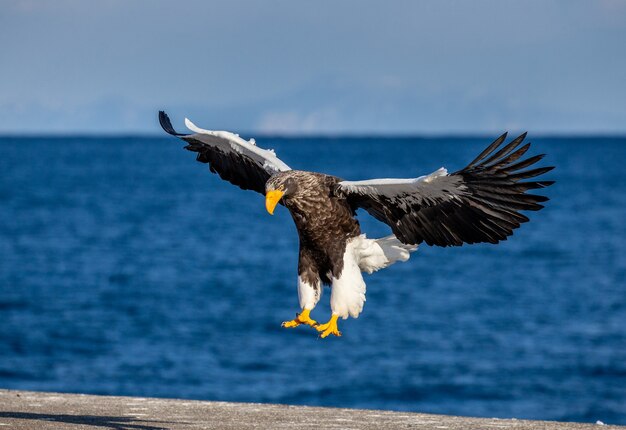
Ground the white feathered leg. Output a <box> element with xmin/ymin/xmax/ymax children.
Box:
<box><xmin>297</xmin><ymin>276</ymin><xmax>321</xmax><ymax>311</ymax></box>
<box><xmin>316</xmin><ymin>238</ymin><xmax>367</xmax><ymax>338</ymax></box>
<box><xmin>329</xmin><ymin>233</ymin><xmax>416</xmax><ymax>318</ymax></box>
<box><xmin>282</xmin><ymin>276</ymin><xmax>320</xmax><ymax>329</ymax></box>
<box><xmin>330</xmin><ymin>243</ymin><xmax>367</xmax><ymax>320</ymax></box>
<box><xmin>316</xmin><ymin>234</ymin><xmax>416</xmax><ymax>338</ymax></box>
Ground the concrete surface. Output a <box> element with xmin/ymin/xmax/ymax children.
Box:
<box><xmin>0</xmin><ymin>389</ymin><xmax>621</xmax><ymax>430</ymax></box>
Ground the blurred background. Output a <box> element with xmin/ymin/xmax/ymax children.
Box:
<box><xmin>1</xmin><ymin>0</ymin><xmax>625</xmax><ymax>425</ymax></box>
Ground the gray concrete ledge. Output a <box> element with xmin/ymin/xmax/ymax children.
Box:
<box><xmin>0</xmin><ymin>389</ymin><xmax>621</xmax><ymax>430</ymax></box>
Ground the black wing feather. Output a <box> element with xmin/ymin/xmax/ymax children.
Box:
<box><xmin>159</xmin><ymin>111</ymin><xmax>285</xmax><ymax>195</ymax></box>
<box><xmin>339</xmin><ymin>133</ymin><xmax>554</xmax><ymax>247</ymax></box>
<box><xmin>182</xmin><ymin>137</ymin><xmax>271</xmax><ymax>194</ymax></box>
<box><xmin>159</xmin><ymin>111</ymin><xmax>187</xmax><ymax>137</ymax></box>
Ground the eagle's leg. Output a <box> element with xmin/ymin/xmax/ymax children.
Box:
<box><xmin>315</xmin><ymin>244</ymin><xmax>366</xmax><ymax>339</ymax></box>
<box><xmin>281</xmin><ymin>309</ymin><xmax>317</xmax><ymax>328</ymax></box>
<box><xmin>315</xmin><ymin>314</ymin><xmax>341</xmax><ymax>338</ymax></box>
<box><xmin>282</xmin><ymin>273</ymin><xmax>321</xmax><ymax>329</ymax></box>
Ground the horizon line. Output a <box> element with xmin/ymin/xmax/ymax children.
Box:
<box><xmin>1</xmin><ymin>131</ymin><xmax>626</xmax><ymax>140</ymax></box>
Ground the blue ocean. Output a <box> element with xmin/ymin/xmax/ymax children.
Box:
<box><xmin>1</xmin><ymin>135</ymin><xmax>625</xmax><ymax>424</ymax></box>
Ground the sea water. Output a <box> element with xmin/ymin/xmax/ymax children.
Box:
<box><xmin>0</xmin><ymin>135</ymin><xmax>624</xmax><ymax>423</ymax></box>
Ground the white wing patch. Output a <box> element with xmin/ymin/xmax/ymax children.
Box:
<box><xmin>184</xmin><ymin>118</ymin><xmax>291</xmax><ymax>173</ymax></box>
<box><xmin>338</xmin><ymin>167</ymin><xmax>466</xmax><ymax>199</ymax></box>
<box><xmin>336</xmin><ymin>167</ymin><xmax>469</xmax><ymax>211</ymax></box>
<box><xmin>340</xmin><ymin>167</ymin><xmax>447</xmax><ymax>188</ymax></box>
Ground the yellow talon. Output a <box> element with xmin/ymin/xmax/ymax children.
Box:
<box><xmin>281</xmin><ymin>309</ymin><xmax>317</xmax><ymax>328</ymax></box>
<box><xmin>315</xmin><ymin>314</ymin><xmax>342</xmax><ymax>338</ymax></box>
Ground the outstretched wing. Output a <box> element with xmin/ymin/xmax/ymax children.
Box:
<box><xmin>159</xmin><ymin>111</ymin><xmax>291</xmax><ymax>194</ymax></box>
<box><xmin>335</xmin><ymin>133</ymin><xmax>554</xmax><ymax>246</ymax></box>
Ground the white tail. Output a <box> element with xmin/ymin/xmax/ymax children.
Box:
<box><xmin>351</xmin><ymin>234</ymin><xmax>418</xmax><ymax>274</ymax></box>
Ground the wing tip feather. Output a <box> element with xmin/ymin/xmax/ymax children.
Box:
<box><xmin>464</xmin><ymin>131</ymin><xmax>509</xmax><ymax>169</ymax></box>
<box><xmin>159</xmin><ymin>111</ymin><xmax>187</xmax><ymax>137</ymax></box>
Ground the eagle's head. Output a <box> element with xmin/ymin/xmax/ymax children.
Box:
<box><xmin>265</xmin><ymin>173</ymin><xmax>298</xmax><ymax>215</ymax></box>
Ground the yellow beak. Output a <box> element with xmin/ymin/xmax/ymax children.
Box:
<box><xmin>265</xmin><ymin>190</ymin><xmax>284</xmax><ymax>215</ymax></box>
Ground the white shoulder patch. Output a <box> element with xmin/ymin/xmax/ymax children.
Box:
<box><xmin>183</xmin><ymin>117</ymin><xmax>291</xmax><ymax>172</ymax></box>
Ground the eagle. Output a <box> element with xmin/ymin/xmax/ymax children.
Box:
<box><xmin>159</xmin><ymin>111</ymin><xmax>554</xmax><ymax>338</ymax></box>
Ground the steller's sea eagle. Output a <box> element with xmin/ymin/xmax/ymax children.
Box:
<box><xmin>159</xmin><ymin>111</ymin><xmax>554</xmax><ymax>338</ymax></box>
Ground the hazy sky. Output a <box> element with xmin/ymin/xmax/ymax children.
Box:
<box><xmin>1</xmin><ymin>0</ymin><xmax>625</xmax><ymax>134</ymax></box>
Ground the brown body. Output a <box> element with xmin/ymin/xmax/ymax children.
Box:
<box><xmin>268</xmin><ymin>171</ymin><xmax>361</xmax><ymax>287</ymax></box>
